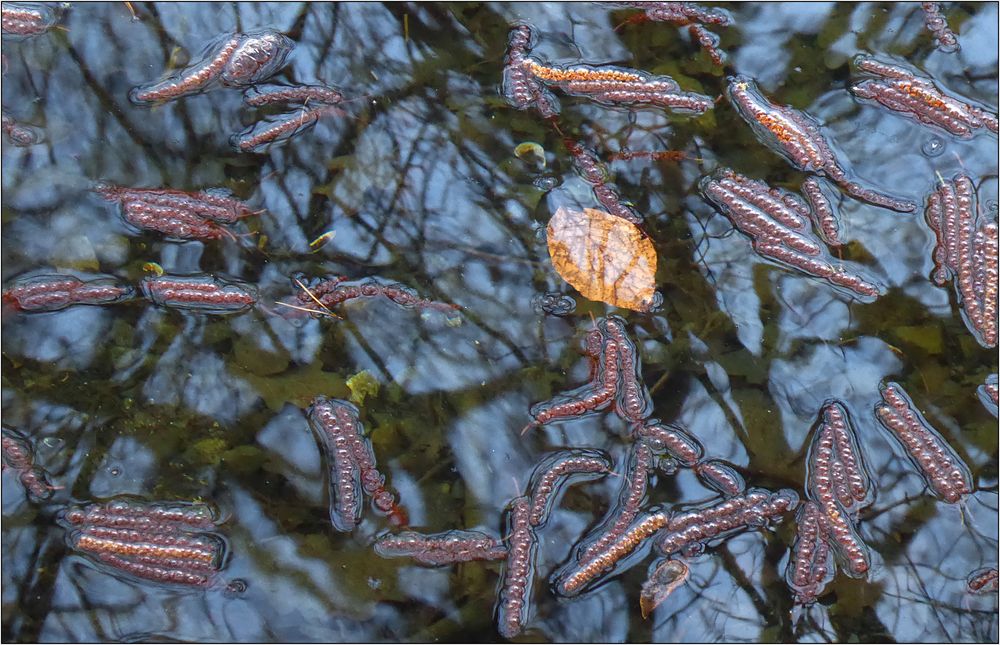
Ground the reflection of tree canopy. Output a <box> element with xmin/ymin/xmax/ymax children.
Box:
<box><xmin>2</xmin><ymin>3</ymin><xmax>997</xmax><ymax>642</ymax></box>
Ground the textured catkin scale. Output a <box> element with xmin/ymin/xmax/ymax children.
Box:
<box><xmin>243</xmin><ymin>84</ymin><xmax>344</xmax><ymax>107</ymax></box>
<box><xmin>119</xmin><ymin>199</ymin><xmax>231</xmax><ymax>241</ymax></box>
<box><xmin>308</xmin><ymin>397</ymin><xmax>399</xmax><ymax>532</ymax></box>
<box><xmin>602</xmin><ymin>316</ymin><xmax>652</xmax><ymax>422</ymax></box>
<box><xmin>694</xmin><ymin>460</ymin><xmax>745</xmax><ymax>497</ymax></box>
<box><xmin>559</xmin><ymin>489</ymin><xmax>797</xmax><ymax>597</ymax></box>
<box><xmin>875</xmin><ymin>382</ymin><xmax>974</xmax><ymax>504</ymax></box>
<box><xmin>525</xmin><ymin>320</ymin><xmax>624</xmax><ymax>429</ymax></box>
<box><xmin>618</xmin><ymin>2</ymin><xmax>730</xmax><ymax>63</ymax></box>
<box><xmin>2</xmin><ymin>274</ymin><xmax>134</xmax><ymax>313</ymax></box>
<box><xmin>140</xmin><ymin>275</ymin><xmax>257</xmax><ymax>314</ymax></box>
<box><xmin>701</xmin><ymin>168</ymin><xmax>884</xmax><ymax>300</ymax></box>
<box><xmin>557</xmin><ymin>511</ymin><xmax>670</xmax><ymax>596</ymax></box>
<box><xmin>374</xmin><ymin>530</ymin><xmax>506</xmax><ymax>566</ymax></box>
<box><xmin>806</xmin><ymin>401</ymin><xmax>874</xmax><ymax>516</ymax></box>
<box><xmin>232</xmin><ymin>106</ymin><xmax>346</xmax><ymax>152</ymax></box>
<box><xmin>635</xmin><ymin>421</ymin><xmax>703</xmax><ymax>466</ymax></box>
<box><xmin>60</xmin><ymin>499</ymin><xmax>226</xmax><ymax>588</ymax></box>
<box><xmin>129</xmin><ymin>35</ymin><xmax>243</xmax><ymax>105</ymax></box>
<box><xmin>801</xmin><ymin>177</ymin><xmax>842</xmax><ymax>246</ymax></box>
<box><xmin>967</xmin><ymin>567</ymin><xmax>999</xmax><ymax>594</ymax></box>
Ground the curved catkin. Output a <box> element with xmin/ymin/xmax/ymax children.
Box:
<box><xmin>602</xmin><ymin>316</ymin><xmax>652</xmax><ymax>422</ymax></box>
<box><xmin>130</xmin><ymin>35</ymin><xmax>242</xmax><ymax>105</ymax></box>
<box><xmin>527</xmin><ymin>450</ymin><xmax>610</xmax><ymax>526</ymax></box>
<box><xmin>523</xmin><ymin>58</ymin><xmax>713</xmax><ymax>114</ymax></box>
<box><xmin>501</xmin><ymin>24</ymin><xmax>559</xmax><ymax>119</ymax></box>
<box><xmin>578</xmin><ymin>442</ymin><xmax>655</xmax><ymax>563</ymax></box>
<box><xmin>1</xmin><ymin>427</ymin><xmax>54</xmax><ymax>501</ymax></box>
<box><xmin>923</xmin><ymin>174</ymin><xmax>998</xmax><ymax>348</ymax></box>
<box><xmin>727</xmin><ymin>75</ymin><xmax>915</xmax><ymax>213</ymax></box>
<box><xmin>875</xmin><ymin>382</ymin><xmax>973</xmax><ymax>504</ymax></box>
<box><xmin>921</xmin><ymin>3</ymin><xmax>960</xmax><ymax>52</ymax></box>
<box><xmin>496</xmin><ymin>497</ymin><xmax>537</xmax><ymax>639</ymax></box>
<box><xmin>695</xmin><ymin>459</ymin><xmax>746</xmax><ymax>497</ymax></box>
<box><xmin>308</xmin><ymin>397</ymin><xmax>400</xmax><ymax>531</ymax></box>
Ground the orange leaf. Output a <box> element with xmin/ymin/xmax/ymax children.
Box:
<box><xmin>547</xmin><ymin>206</ymin><xmax>658</xmax><ymax>312</ymax></box>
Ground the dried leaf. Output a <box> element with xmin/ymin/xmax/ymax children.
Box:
<box><xmin>547</xmin><ymin>206</ymin><xmax>657</xmax><ymax>311</ymax></box>
<box><xmin>640</xmin><ymin>559</ymin><xmax>689</xmax><ymax>618</ymax></box>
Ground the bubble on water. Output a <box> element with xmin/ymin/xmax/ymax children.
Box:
<box><xmin>224</xmin><ymin>579</ymin><xmax>248</xmax><ymax>596</ymax></box>
<box><xmin>368</xmin><ymin>576</ymin><xmax>382</xmax><ymax>590</ymax></box>
<box><xmin>985</xmin><ymin>199</ymin><xmax>998</xmax><ymax>215</ymax></box>
<box><xmin>533</xmin><ymin>176</ymin><xmax>559</xmax><ymax>191</ymax></box>
<box><xmin>921</xmin><ymin>136</ymin><xmax>946</xmax><ymax>157</ymax></box>
<box><xmin>533</xmin><ymin>292</ymin><xmax>576</xmax><ymax>316</ymax></box>
<box><xmin>108</xmin><ymin>466</ymin><xmax>122</xmax><ymax>477</ymax></box>
<box><xmin>659</xmin><ymin>457</ymin><xmax>679</xmax><ymax>476</ymax></box>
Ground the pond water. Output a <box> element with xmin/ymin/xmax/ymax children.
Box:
<box><xmin>2</xmin><ymin>2</ymin><xmax>998</xmax><ymax>642</ymax></box>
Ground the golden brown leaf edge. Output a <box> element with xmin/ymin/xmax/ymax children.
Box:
<box><xmin>546</xmin><ymin>206</ymin><xmax>658</xmax><ymax>312</ymax></box>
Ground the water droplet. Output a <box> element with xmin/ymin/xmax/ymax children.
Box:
<box><xmin>108</xmin><ymin>466</ymin><xmax>122</xmax><ymax>477</ymax></box>
<box><xmin>921</xmin><ymin>136</ymin><xmax>946</xmax><ymax>157</ymax></box>
<box><xmin>41</xmin><ymin>437</ymin><xmax>63</xmax><ymax>449</ymax></box>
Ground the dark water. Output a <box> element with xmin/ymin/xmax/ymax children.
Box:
<box><xmin>2</xmin><ymin>2</ymin><xmax>998</xmax><ymax>642</ymax></box>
